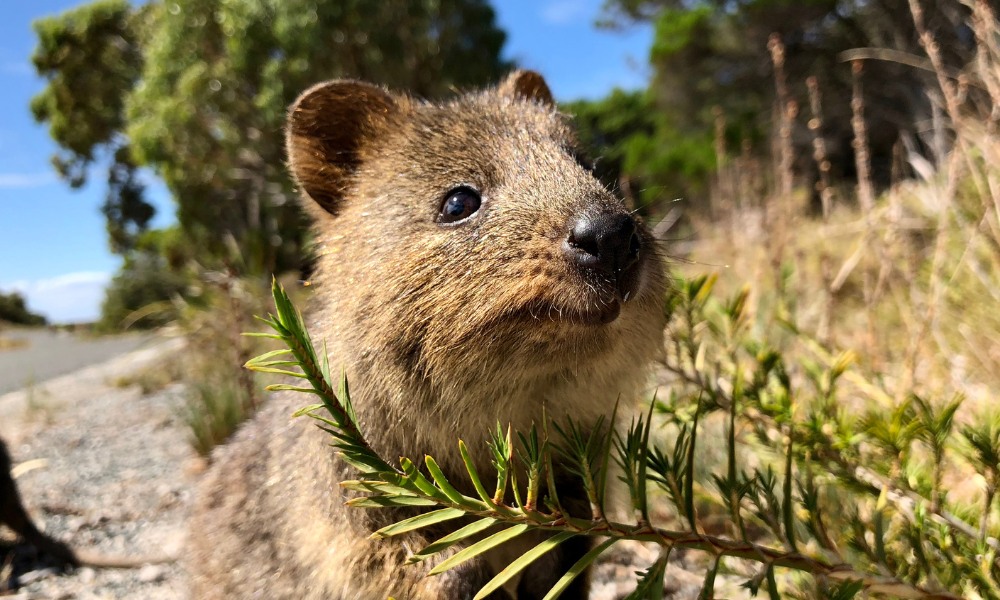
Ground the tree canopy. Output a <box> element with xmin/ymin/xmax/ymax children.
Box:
<box><xmin>595</xmin><ymin>0</ymin><xmax>991</xmax><ymax>207</ymax></box>
<box><xmin>564</xmin><ymin>89</ymin><xmax>715</xmax><ymax>211</ymax></box>
<box><xmin>32</xmin><ymin>0</ymin><xmax>511</xmax><ymax>274</ymax></box>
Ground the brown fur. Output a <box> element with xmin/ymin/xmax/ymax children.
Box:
<box><xmin>0</xmin><ymin>438</ymin><xmax>173</xmax><ymax>569</ymax></box>
<box><xmin>188</xmin><ymin>71</ymin><xmax>667</xmax><ymax>599</ymax></box>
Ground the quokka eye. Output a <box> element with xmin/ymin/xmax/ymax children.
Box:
<box><xmin>438</xmin><ymin>186</ymin><xmax>482</xmax><ymax>224</ymax></box>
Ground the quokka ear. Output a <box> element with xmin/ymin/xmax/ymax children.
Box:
<box><xmin>286</xmin><ymin>80</ymin><xmax>400</xmax><ymax>216</ymax></box>
<box><xmin>498</xmin><ymin>69</ymin><xmax>555</xmax><ymax>108</ymax></box>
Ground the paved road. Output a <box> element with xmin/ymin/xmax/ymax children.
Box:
<box><xmin>0</xmin><ymin>328</ymin><xmax>155</xmax><ymax>394</ymax></box>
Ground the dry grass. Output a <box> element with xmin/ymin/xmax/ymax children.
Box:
<box><xmin>111</xmin><ymin>351</ymin><xmax>184</xmax><ymax>395</ymax></box>
<box><xmin>645</xmin><ymin>16</ymin><xmax>1000</xmax><ymax>586</ymax></box>
<box><xmin>178</xmin><ymin>272</ymin><xmax>291</xmax><ymax>456</ymax></box>
<box><xmin>0</xmin><ymin>337</ymin><xmax>28</xmax><ymax>352</ymax></box>
<box><xmin>676</xmin><ymin>6</ymin><xmax>1000</xmax><ymax>419</ymax></box>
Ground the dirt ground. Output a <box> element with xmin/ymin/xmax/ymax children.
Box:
<box><xmin>0</xmin><ymin>334</ymin><xmax>191</xmax><ymax>599</ymax></box>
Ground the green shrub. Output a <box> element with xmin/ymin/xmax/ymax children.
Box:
<box><xmin>97</xmin><ymin>250</ymin><xmax>189</xmax><ymax>331</ymax></box>
<box><xmin>0</xmin><ymin>291</ymin><xmax>47</xmax><ymax>326</ymax></box>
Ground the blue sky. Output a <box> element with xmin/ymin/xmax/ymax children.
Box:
<box><xmin>0</xmin><ymin>0</ymin><xmax>651</xmax><ymax>323</ymax></box>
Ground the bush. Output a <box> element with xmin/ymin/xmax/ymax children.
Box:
<box><xmin>0</xmin><ymin>291</ymin><xmax>46</xmax><ymax>326</ymax></box>
<box><xmin>97</xmin><ymin>250</ymin><xmax>189</xmax><ymax>331</ymax></box>
<box><xmin>178</xmin><ymin>273</ymin><xmax>282</xmax><ymax>456</ymax></box>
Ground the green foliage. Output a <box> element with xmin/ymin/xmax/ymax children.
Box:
<box><xmin>596</xmin><ymin>0</ymin><xmax>981</xmax><ymax>200</ymax></box>
<box><xmin>623</xmin><ymin>125</ymin><xmax>716</xmax><ymax>208</ymax></box>
<box><xmin>31</xmin><ymin>0</ymin><xmax>154</xmax><ymax>254</ymax></box>
<box><xmin>32</xmin><ymin>0</ymin><xmax>510</xmax><ymax>274</ymax></box>
<box><xmin>184</xmin><ymin>376</ymin><xmax>257</xmax><ymax>457</ymax></box>
<box><xmin>564</xmin><ymin>89</ymin><xmax>716</xmax><ymax>212</ymax></box>
<box><xmin>0</xmin><ymin>292</ymin><xmax>47</xmax><ymax>326</ymax></box>
<box><xmin>658</xmin><ymin>275</ymin><xmax>1000</xmax><ymax>597</ymax></box>
<box><xmin>250</xmin><ymin>278</ymin><xmax>998</xmax><ymax>599</ymax></box>
<box><xmin>96</xmin><ymin>249</ymin><xmax>189</xmax><ymax>331</ymax></box>
<box><xmin>563</xmin><ymin>90</ymin><xmax>656</xmax><ymax>197</ymax></box>
<box><xmin>246</xmin><ymin>278</ymin><xmax>376</xmax><ymax>468</ymax></box>
<box><xmin>649</xmin><ymin>6</ymin><xmax>711</xmax><ymax>59</ymax></box>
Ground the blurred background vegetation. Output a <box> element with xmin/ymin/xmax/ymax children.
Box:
<box><xmin>0</xmin><ymin>292</ymin><xmax>47</xmax><ymax>327</ymax></box>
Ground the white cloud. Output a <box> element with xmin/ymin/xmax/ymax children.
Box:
<box><xmin>541</xmin><ymin>0</ymin><xmax>589</xmax><ymax>25</ymax></box>
<box><xmin>0</xmin><ymin>172</ymin><xmax>56</xmax><ymax>189</ymax></box>
<box><xmin>3</xmin><ymin>272</ymin><xmax>111</xmax><ymax>324</ymax></box>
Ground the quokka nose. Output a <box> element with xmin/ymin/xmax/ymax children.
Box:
<box><xmin>566</xmin><ymin>213</ymin><xmax>642</xmax><ymax>275</ymax></box>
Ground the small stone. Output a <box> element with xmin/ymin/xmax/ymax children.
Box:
<box><xmin>138</xmin><ymin>564</ymin><xmax>166</xmax><ymax>583</ymax></box>
<box><xmin>78</xmin><ymin>566</ymin><xmax>96</xmax><ymax>583</ymax></box>
<box><xmin>160</xmin><ymin>530</ymin><xmax>186</xmax><ymax>557</ymax></box>
<box><xmin>18</xmin><ymin>567</ymin><xmax>58</xmax><ymax>584</ymax></box>
<box><xmin>105</xmin><ymin>570</ymin><xmax>125</xmax><ymax>584</ymax></box>
<box><xmin>588</xmin><ymin>580</ymin><xmax>616</xmax><ymax>600</ymax></box>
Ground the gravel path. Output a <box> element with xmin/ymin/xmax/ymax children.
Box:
<box><xmin>0</xmin><ymin>335</ymin><xmax>192</xmax><ymax>599</ymax></box>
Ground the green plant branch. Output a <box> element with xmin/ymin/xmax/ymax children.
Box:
<box><xmin>662</xmin><ymin>329</ymin><xmax>1000</xmax><ymax>556</ymax></box>
<box><xmin>245</xmin><ymin>278</ymin><xmax>391</xmax><ymax>475</ymax></box>
<box><xmin>351</xmin><ymin>460</ymin><xmax>960</xmax><ymax>599</ymax></box>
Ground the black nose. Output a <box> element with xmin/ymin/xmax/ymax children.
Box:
<box><xmin>566</xmin><ymin>213</ymin><xmax>642</xmax><ymax>275</ymax></box>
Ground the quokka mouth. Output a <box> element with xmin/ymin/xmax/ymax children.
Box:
<box><xmin>509</xmin><ymin>253</ymin><xmax>650</xmax><ymax>327</ymax></box>
<box><xmin>518</xmin><ymin>297</ymin><xmax>623</xmax><ymax>326</ymax></box>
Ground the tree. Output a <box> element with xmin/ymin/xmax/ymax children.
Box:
<box><xmin>0</xmin><ymin>292</ymin><xmax>47</xmax><ymax>326</ymax></box>
<box><xmin>598</xmin><ymin>0</ymin><xmax>991</xmax><ymax>203</ymax></box>
<box><xmin>32</xmin><ymin>0</ymin><xmax>511</xmax><ymax>274</ymax></box>
<box><xmin>31</xmin><ymin>0</ymin><xmax>153</xmax><ymax>254</ymax></box>
<box><xmin>565</xmin><ymin>89</ymin><xmax>716</xmax><ymax>211</ymax></box>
